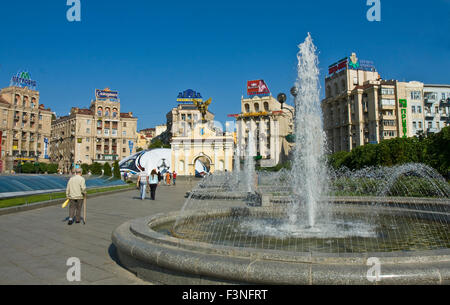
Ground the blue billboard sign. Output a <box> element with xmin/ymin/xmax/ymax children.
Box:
<box><xmin>177</xmin><ymin>89</ymin><xmax>202</xmax><ymax>104</ymax></box>
<box><xmin>10</xmin><ymin>71</ymin><xmax>37</xmax><ymax>89</ymax></box>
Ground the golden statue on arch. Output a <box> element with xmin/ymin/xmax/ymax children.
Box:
<box><xmin>192</xmin><ymin>98</ymin><xmax>212</xmax><ymax>122</ymax></box>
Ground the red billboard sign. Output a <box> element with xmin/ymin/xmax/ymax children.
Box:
<box><xmin>328</xmin><ymin>58</ymin><xmax>348</xmax><ymax>75</ymax></box>
<box><xmin>247</xmin><ymin>80</ymin><xmax>270</xmax><ymax>96</ymax></box>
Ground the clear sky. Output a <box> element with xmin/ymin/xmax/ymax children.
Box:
<box><xmin>0</xmin><ymin>0</ymin><xmax>449</xmax><ymax>130</ymax></box>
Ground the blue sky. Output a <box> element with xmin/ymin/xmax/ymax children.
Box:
<box><xmin>0</xmin><ymin>0</ymin><xmax>449</xmax><ymax>130</ymax></box>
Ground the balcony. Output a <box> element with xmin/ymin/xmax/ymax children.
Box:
<box><xmin>425</xmin><ymin>112</ymin><xmax>434</xmax><ymax>118</ymax></box>
<box><xmin>427</xmin><ymin>127</ymin><xmax>439</xmax><ymax>133</ymax></box>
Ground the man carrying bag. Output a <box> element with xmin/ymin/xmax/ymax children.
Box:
<box><xmin>66</xmin><ymin>168</ymin><xmax>87</xmax><ymax>225</ymax></box>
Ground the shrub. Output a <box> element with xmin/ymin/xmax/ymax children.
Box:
<box><xmin>103</xmin><ymin>162</ymin><xmax>112</xmax><ymax>176</ymax></box>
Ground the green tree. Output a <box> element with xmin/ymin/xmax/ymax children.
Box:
<box><xmin>38</xmin><ymin>163</ymin><xmax>48</xmax><ymax>173</ymax></box>
<box><xmin>113</xmin><ymin>160</ymin><xmax>121</xmax><ymax>179</ymax></box>
<box><xmin>149</xmin><ymin>139</ymin><xmax>171</xmax><ymax>149</ymax></box>
<box><xmin>103</xmin><ymin>162</ymin><xmax>112</xmax><ymax>176</ymax></box>
<box><xmin>81</xmin><ymin>163</ymin><xmax>90</xmax><ymax>175</ymax></box>
<box><xmin>46</xmin><ymin>163</ymin><xmax>59</xmax><ymax>174</ymax></box>
<box><xmin>89</xmin><ymin>162</ymin><xmax>102</xmax><ymax>175</ymax></box>
<box><xmin>21</xmin><ymin>162</ymin><xmax>35</xmax><ymax>173</ymax></box>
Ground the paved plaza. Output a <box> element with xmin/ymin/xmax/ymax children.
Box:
<box><xmin>0</xmin><ymin>179</ymin><xmax>196</xmax><ymax>285</ymax></box>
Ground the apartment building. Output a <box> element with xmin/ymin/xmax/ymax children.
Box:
<box><xmin>0</xmin><ymin>85</ymin><xmax>53</xmax><ymax>172</ymax></box>
<box><xmin>423</xmin><ymin>84</ymin><xmax>450</xmax><ymax>134</ymax></box>
<box><xmin>321</xmin><ymin>52</ymin><xmax>429</xmax><ymax>154</ymax></box>
<box><xmin>50</xmin><ymin>89</ymin><xmax>137</xmax><ymax>173</ymax></box>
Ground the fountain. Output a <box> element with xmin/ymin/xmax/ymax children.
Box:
<box><xmin>112</xmin><ymin>34</ymin><xmax>450</xmax><ymax>284</ymax></box>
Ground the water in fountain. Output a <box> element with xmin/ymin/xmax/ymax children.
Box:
<box><xmin>289</xmin><ymin>32</ymin><xmax>330</xmax><ymax>228</ymax></box>
<box><xmin>245</xmin><ymin>127</ymin><xmax>256</xmax><ymax>193</ymax></box>
<box><xmin>167</xmin><ymin>33</ymin><xmax>450</xmax><ymax>254</ymax></box>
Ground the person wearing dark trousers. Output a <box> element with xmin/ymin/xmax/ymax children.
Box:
<box><xmin>66</xmin><ymin>168</ymin><xmax>87</xmax><ymax>225</ymax></box>
<box><xmin>149</xmin><ymin>169</ymin><xmax>160</xmax><ymax>200</ymax></box>
<box><xmin>172</xmin><ymin>171</ymin><xmax>177</xmax><ymax>185</ymax></box>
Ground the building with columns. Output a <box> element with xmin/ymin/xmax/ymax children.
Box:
<box><xmin>233</xmin><ymin>95</ymin><xmax>294</xmax><ymax>167</ymax></box>
<box><xmin>168</xmin><ymin>89</ymin><xmax>234</xmax><ymax>175</ymax></box>
<box><xmin>50</xmin><ymin>88</ymin><xmax>137</xmax><ymax>173</ymax></box>
<box><xmin>321</xmin><ymin>52</ymin><xmax>428</xmax><ymax>154</ymax></box>
<box><xmin>0</xmin><ymin>84</ymin><xmax>53</xmax><ymax>173</ymax></box>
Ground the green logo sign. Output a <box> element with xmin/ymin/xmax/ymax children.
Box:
<box><xmin>399</xmin><ymin>99</ymin><xmax>407</xmax><ymax>138</ymax></box>
<box><xmin>19</xmin><ymin>72</ymin><xmax>31</xmax><ymax>80</ymax></box>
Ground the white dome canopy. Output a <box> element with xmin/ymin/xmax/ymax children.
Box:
<box><xmin>119</xmin><ymin>148</ymin><xmax>172</xmax><ymax>175</ymax></box>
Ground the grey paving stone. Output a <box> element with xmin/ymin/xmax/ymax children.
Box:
<box><xmin>0</xmin><ymin>180</ymin><xmax>193</xmax><ymax>285</ymax></box>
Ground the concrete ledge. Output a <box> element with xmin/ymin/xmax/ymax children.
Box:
<box><xmin>112</xmin><ymin>204</ymin><xmax>450</xmax><ymax>285</ymax></box>
<box><xmin>0</xmin><ymin>185</ymin><xmax>134</xmax><ymax>216</ymax></box>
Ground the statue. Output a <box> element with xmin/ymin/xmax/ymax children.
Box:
<box><xmin>192</xmin><ymin>98</ymin><xmax>212</xmax><ymax>122</ymax></box>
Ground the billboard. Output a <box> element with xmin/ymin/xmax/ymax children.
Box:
<box><xmin>247</xmin><ymin>80</ymin><xmax>270</xmax><ymax>96</ymax></box>
<box><xmin>95</xmin><ymin>88</ymin><xmax>119</xmax><ymax>100</ymax></box>
<box><xmin>10</xmin><ymin>71</ymin><xmax>37</xmax><ymax>89</ymax></box>
<box><xmin>177</xmin><ymin>89</ymin><xmax>202</xmax><ymax>103</ymax></box>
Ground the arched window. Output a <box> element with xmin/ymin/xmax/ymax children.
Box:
<box><xmin>105</xmin><ymin>107</ymin><xmax>110</xmax><ymax>117</ymax></box>
<box><xmin>23</xmin><ymin>96</ymin><xmax>28</xmax><ymax>108</ymax></box>
<box><xmin>244</xmin><ymin>103</ymin><xmax>250</xmax><ymax>113</ymax></box>
<box><xmin>254</xmin><ymin>103</ymin><xmax>260</xmax><ymax>112</ymax></box>
<box><xmin>14</xmin><ymin>94</ymin><xmax>20</xmax><ymax>105</ymax></box>
<box><xmin>264</xmin><ymin>102</ymin><xmax>269</xmax><ymax>111</ymax></box>
<box><xmin>97</xmin><ymin>107</ymin><xmax>103</xmax><ymax>117</ymax></box>
<box><xmin>31</xmin><ymin>97</ymin><xmax>36</xmax><ymax>108</ymax></box>
<box><xmin>112</xmin><ymin>108</ymin><xmax>118</xmax><ymax>118</ymax></box>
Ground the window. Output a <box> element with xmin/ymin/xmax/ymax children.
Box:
<box><xmin>187</xmin><ymin>114</ymin><xmax>192</xmax><ymax>120</ymax></box>
<box><xmin>244</xmin><ymin>103</ymin><xmax>250</xmax><ymax>112</ymax></box>
<box><xmin>413</xmin><ymin>121</ymin><xmax>417</xmax><ymax>129</ymax></box>
<box><xmin>381</xmin><ymin>99</ymin><xmax>395</xmax><ymax>106</ymax></box>
<box><xmin>442</xmin><ymin>93</ymin><xmax>446</xmax><ymax>100</ymax></box>
<box><xmin>123</xmin><ymin>122</ymin><xmax>127</xmax><ymax>127</ymax></box>
<box><xmin>86</xmin><ymin>128</ymin><xmax>90</xmax><ymax>133</ymax></box>
<box><xmin>39</xmin><ymin>115</ymin><xmax>43</xmax><ymax>120</ymax></box>
<box><xmin>122</xmin><ymin>131</ymin><xmax>126</xmax><ymax>136</ymax></box>
<box><xmin>87</xmin><ymin>119</ymin><xmax>91</xmax><ymax>125</ymax></box>
<box><xmin>412</xmin><ymin>106</ymin><xmax>416</xmax><ymax>113</ymax></box>
<box><xmin>254</xmin><ymin>103</ymin><xmax>260</xmax><ymax>112</ymax></box>
<box><xmin>264</xmin><ymin>102</ymin><xmax>269</xmax><ymax>111</ymax></box>
<box><xmin>417</xmin><ymin>106</ymin><xmax>422</xmax><ymax>113</ymax></box>
<box><xmin>381</xmin><ymin>88</ymin><xmax>394</xmax><ymax>95</ymax></box>
<box><xmin>410</xmin><ymin>91</ymin><xmax>422</xmax><ymax>100</ymax></box>
<box><xmin>418</xmin><ymin>121</ymin><xmax>422</xmax><ymax>129</ymax></box>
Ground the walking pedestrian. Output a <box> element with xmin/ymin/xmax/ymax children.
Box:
<box><xmin>136</xmin><ymin>168</ymin><xmax>149</xmax><ymax>200</ymax></box>
<box><xmin>165</xmin><ymin>171</ymin><xmax>171</xmax><ymax>185</ymax></box>
<box><xmin>172</xmin><ymin>171</ymin><xmax>177</xmax><ymax>185</ymax></box>
<box><xmin>66</xmin><ymin>168</ymin><xmax>87</xmax><ymax>225</ymax></box>
<box><xmin>157</xmin><ymin>171</ymin><xmax>162</xmax><ymax>183</ymax></box>
<box><xmin>149</xmin><ymin>169</ymin><xmax>159</xmax><ymax>200</ymax></box>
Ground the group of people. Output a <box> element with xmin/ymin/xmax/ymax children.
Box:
<box><xmin>136</xmin><ymin>169</ymin><xmax>177</xmax><ymax>200</ymax></box>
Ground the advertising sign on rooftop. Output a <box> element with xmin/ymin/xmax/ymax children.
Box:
<box><xmin>95</xmin><ymin>88</ymin><xmax>119</xmax><ymax>100</ymax></box>
<box><xmin>247</xmin><ymin>80</ymin><xmax>270</xmax><ymax>96</ymax></box>
<box><xmin>10</xmin><ymin>71</ymin><xmax>37</xmax><ymax>89</ymax></box>
<box><xmin>177</xmin><ymin>89</ymin><xmax>202</xmax><ymax>103</ymax></box>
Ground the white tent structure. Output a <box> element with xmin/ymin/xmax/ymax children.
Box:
<box><xmin>119</xmin><ymin>148</ymin><xmax>172</xmax><ymax>176</ymax></box>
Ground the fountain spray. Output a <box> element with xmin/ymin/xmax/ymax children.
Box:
<box><xmin>290</xmin><ymin>33</ymin><xmax>329</xmax><ymax>228</ymax></box>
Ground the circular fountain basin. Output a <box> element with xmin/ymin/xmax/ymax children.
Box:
<box><xmin>112</xmin><ymin>200</ymin><xmax>450</xmax><ymax>284</ymax></box>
